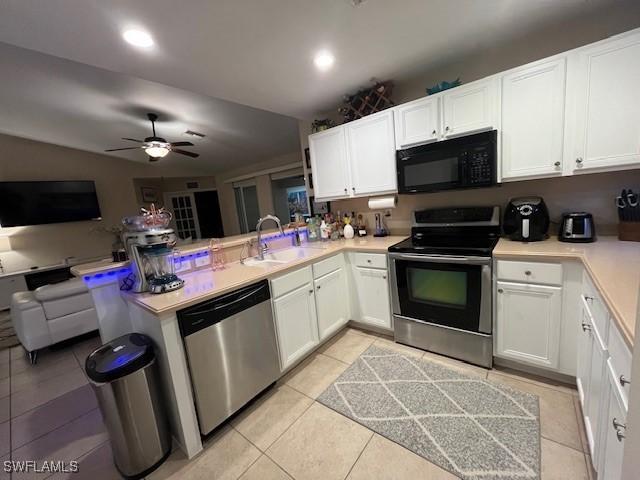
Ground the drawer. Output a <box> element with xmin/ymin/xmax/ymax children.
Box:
<box><xmin>270</xmin><ymin>266</ymin><xmax>312</xmax><ymax>299</ymax></box>
<box><xmin>354</xmin><ymin>252</ymin><xmax>387</xmax><ymax>269</ymax></box>
<box><xmin>582</xmin><ymin>272</ymin><xmax>609</xmax><ymax>340</ymax></box>
<box><xmin>496</xmin><ymin>260</ymin><xmax>563</xmax><ymax>285</ymax></box>
<box><xmin>608</xmin><ymin>321</ymin><xmax>632</xmax><ymax>408</ymax></box>
<box><xmin>313</xmin><ymin>254</ymin><xmax>344</xmax><ymax>279</ymax></box>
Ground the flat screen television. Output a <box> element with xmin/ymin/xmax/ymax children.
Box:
<box><xmin>0</xmin><ymin>181</ymin><xmax>102</xmax><ymax>227</ymax></box>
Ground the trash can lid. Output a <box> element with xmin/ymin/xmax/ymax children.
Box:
<box><xmin>85</xmin><ymin>333</ymin><xmax>155</xmax><ymax>383</ymax></box>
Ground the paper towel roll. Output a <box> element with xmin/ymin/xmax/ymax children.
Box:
<box><xmin>368</xmin><ymin>196</ymin><xmax>397</xmax><ymax>210</ymax></box>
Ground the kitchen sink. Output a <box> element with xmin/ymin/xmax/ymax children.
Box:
<box><xmin>242</xmin><ymin>248</ymin><xmax>306</xmax><ymax>267</ymax></box>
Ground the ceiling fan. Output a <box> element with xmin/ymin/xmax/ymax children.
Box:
<box><xmin>105</xmin><ymin>113</ymin><xmax>199</xmax><ymax>161</ymax></box>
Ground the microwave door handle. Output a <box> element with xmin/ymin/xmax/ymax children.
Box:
<box><xmin>389</xmin><ymin>253</ymin><xmax>491</xmax><ymax>266</ymax></box>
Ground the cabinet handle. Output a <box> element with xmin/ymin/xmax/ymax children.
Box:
<box><xmin>316</xmin><ymin>285</ymin><xmax>321</xmax><ymax>290</ymax></box>
<box><xmin>445</xmin><ymin>126</ymin><xmax>450</xmax><ymax>132</ymax></box>
<box><xmin>613</xmin><ymin>418</ymin><xmax>626</xmax><ymax>441</ymax></box>
<box><xmin>554</xmin><ymin>161</ymin><xmax>561</xmax><ymax>167</ymax></box>
<box><xmin>344</xmin><ymin>188</ymin><xmax>347</xmax><ymax>193</ymax></box>
<box><xmin>576</xmin><ymin>157</ymin><xmax>583</xmax><ymax>165</ymax></box>
<box><xmin>352</xmin><ymin>187</ymin><xmax>355</xmax><ymax>192</ymax></box>
<box><xmin>382</xmin><ymin>275</ymin><xmax>387</xmax><ymax>280</ymax></box>
<box><xmin>308</xmin><ymin>289</ymin><xmax>314</xmax><ymax>294</ymax></box>
<box><xmin>367</xmin><ymin>259</ymin><xmax>372</xmax><ymax>263</ymax></box>
<box><xmin>432</xmin><ymin>129</ymin><xmax>437</xmax><ymax>136</ymax></box>
<box><xmin>619</xmin><ymin>375</ymin><xmax>631</xmax><ymax>387</ymax></box>
<box><xmin>584</xmin><ymin>295</ymin><xmax>594</xmax><ymax>302</ymax></box>
<box><xmin>524</xmin><ymin>270</ymin><xmax>532</xmax><ymax>276</ymax></box>
<box><xmin>497</xmin><ymin>288</ymin><xmax>504</xmax><ymax>294</ymax></box>
<box><xmin>581</xmin><ymin>322</ymin><xmax>592</xmax><ymax>332</ymax></box>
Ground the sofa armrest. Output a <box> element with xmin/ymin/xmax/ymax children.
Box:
<box><xmin>34</xmin><ymin>278</ymin><xmax>88</xmax><ymax>302</ymax></box>
<box><xmin>10</xmin><ymin>292</ymin><xmax>52</xmax><ymax>352</ymax></box>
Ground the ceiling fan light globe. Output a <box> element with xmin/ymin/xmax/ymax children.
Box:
<box><xmin>144</xmin><ymin>144</ymin><xmax>170</xmax><ymax>158</ymax></box>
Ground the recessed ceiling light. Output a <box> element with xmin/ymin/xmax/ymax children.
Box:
<box><xmin>122</xmin><ymin>29</ymin><xmax>154</xmax><ymax>48</ymax></box>
<box><xmin>314</xmin><ymin>51</ymin><xmax>335</xmax><ymax>71</ymax></box>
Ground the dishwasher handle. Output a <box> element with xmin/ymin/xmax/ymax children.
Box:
<box><xmin>178</xmin><ymin>280</ymin><xmax>270</xmax><ymax>337</ymax></box>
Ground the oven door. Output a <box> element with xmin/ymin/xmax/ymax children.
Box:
<box><xmin>389</xmin><ymin>253</ymin><xmax>492</xmax><ymax>334</ymax></box>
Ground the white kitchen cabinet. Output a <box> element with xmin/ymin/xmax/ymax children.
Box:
<box><xmin>570</xmin><ymin>30</ymin><xmax>640</xmax><ymax>173</ymax></box>
<box><xmin>393</xmin><ymin>96</ymin><xmax>440</xmax><ymax>149</ymax></box>
<box><xmin>576</xmin><ymin>305</ymin><xmax>593</xmax><ymax>406</ymax></box>
<box><xmin>584</xmin><ymin>313</ymin><xmax>608</xmax><ymax>458</ymax></box>
<box><xmin>501</xmin><ymin>58</ymin><xmax>566</xmax><ymax>180</ymax></box>
<box><xmin>314</xmin><ymin>268</ymin><xmax>349</xmax><ymax>340</ymax></box>
<box><xmin>598</xmin><ymin>362</ymin><xmax>627</xmax><ymax>479</ymax></box>
<box><xmin>272</xmin><ymin>280</ymin><xmax>319</xmax><ymax>370</ymax></box>
<box><xmin>308</xmin><ymin>127</ymin><xmax>350</xmax><ymax>200</ymax></box>
<box><xmin>495</xmin><ymin>281</ymin><xmax>562</xmax><ymax>369</ymax></box>
<box><xmin>442</xmin><ymin>78</ymin><xmax>497</xmax><ymax>138</ymax></box>
<box><xmin>0</xmin><ymin>274</ymin><xmax>27</xmax><ymax>310</ymax></box>
<box><xmin>346</xmin><ymin>110</ymin><xmax>397</xmax><ymax>196</ymax></box>
<box><xmin>352</xmin><ymin>265</ymin><xmax>391</xmax><ymax>329</ymax></box>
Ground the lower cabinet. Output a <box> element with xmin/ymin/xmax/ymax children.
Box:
<box><xmin>272</xmin><ymin>272</ymin><xmax>319</xmax><ymax>371</ymax></box>
<box><xmin>0</xmin><ymin>274</ymin><xmax>28</xmax><ymax>310</ymax></box>
<box><xmin>314</xmin><ymin>267</ymin><xmax>349</xmax><ymax>340</ymax></box>
<box><xmin>495</xmin><ymin>280</ymin><xmax>562</xmax><ymax>369</ymax></box>
<box><xmin>598</xmin><ymin>362</ymin><xmax>627</xmax><ymax>479</ymax></box>
<box><xmin>351</xmin><ymin>265</ymin><xmax>392</xmax><ymax>329</ymax></box>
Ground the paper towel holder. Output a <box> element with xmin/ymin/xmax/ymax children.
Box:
<box><xmin>367</xmin><ymin>195</ymin><xmax>397</xmax><ymax>211</ymax></box>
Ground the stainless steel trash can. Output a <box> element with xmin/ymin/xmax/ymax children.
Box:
<box><xmin>86</xmin><ymin>333</ymin><xmax>171</xmax><ymax>479</ymax></box>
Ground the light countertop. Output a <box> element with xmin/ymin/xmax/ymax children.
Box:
<box><xmin>122</xmin><ymin>236</ymin><xmax>405</xmax><ymax>316</ymax></box>
<box><xmin>494</xmin><ymin>236</ymin><xmax>640</xmax><ymax>347</ymax></box>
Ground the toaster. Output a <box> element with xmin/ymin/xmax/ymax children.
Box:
<box><xmin>559</xmin><ymin>212</ymin><xmax>595</xmax><ymax>243</ymax></box>
<box><xmin>503</xmin><ymin>197</ymin><xmax>550</xmax><ymax>242</ymax></box>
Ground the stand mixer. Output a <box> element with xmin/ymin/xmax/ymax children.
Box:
<box><xmin>121</xmin><ymin>206</ymin><xmax>185</xmax><ymax>294</ymax></box>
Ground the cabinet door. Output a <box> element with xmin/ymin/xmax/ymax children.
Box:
<box><xmin>495</xmin><ymin>281</ymin><xmax>562</xmax><ymax>369</ymax></box>
<box><xmin>308</xmin><ymin>127</ymin><xmax>350</xmax><ymax>200</ymax></box>
<box><xmin>346</xmin><ymin>110</ymin><xmax>397</xmax><ymax>196</ymax></box>
<box><xmin>576</xmin><ymin>305</ymin><xmax>594</xmax><ymax>406</ymax></box>
<box><xmin>599</xmin><ymin>369</ymin><xmax>627</xmax><ymax>480</ymax></box>
<box><xmin>585</xmin><ymin>320</ymin><xmax>607</xmax><ymax>458</ymax></box>
<box><xmin>442</xmin><ymin>79</ymin><xmax>497</xmax><ymax>138</ymax></box>
<box><xmin>501</xmin><ymin>59</ymin><xmax>566</xmax><ymax>180</ymax></box>
<box><xmin>0</xmin><ymin>275</ymin><xmax>28</xmax><ymax>310</ymax></box>
<box><xmin>272</xmin><ymin>283</ymin><xmax>319</xmax><ymax>370</ymax></box>
<box><xmin>314</xmin><ymin>268</ymin><xmax>349</xmax><ymax>340</ymax></box>
<box><xmin>352</xmin><ymin>266</ymin><xmax>391</xmax><ymax>329</ymax></box>
<box><xmin>394</xmin><ymin>96</ymin><xmax>440</xmax><ymax>149</ymax></box>
<box><xmin>571</xmin><ymin>31</ymin><xmax>640</xmax><ymax>172</ymax></box>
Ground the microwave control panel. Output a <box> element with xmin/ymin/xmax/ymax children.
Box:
<box><xmin>465</xmin><ymin>146</ymin><xmax>494</xmax><ymax>185</ymax></box>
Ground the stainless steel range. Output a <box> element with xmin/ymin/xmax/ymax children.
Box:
<box><xmin>388</xmin><ymin>206</ymin><xmax>500</xmax><ymax>368</ymax></box>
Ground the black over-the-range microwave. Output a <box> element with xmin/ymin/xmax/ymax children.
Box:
<box><xmin>396</xmin><ymin>130</ymin><xmax>498</xmax><ymax>194</ymax></box>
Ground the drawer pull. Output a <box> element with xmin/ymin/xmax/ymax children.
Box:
<box><xmin>497</xmin><ymin>288</ymin><xmax>504</xmax><ymax>294</ymax></box>
<box><xmin>308</xmin><ymin>289</ymin><xmax>314</xmax><ymax>294</ymax></box>
<box><xmin>619</xmin><ymin>375</ymin><xmax>631</xmax><ymax>387</ymax></box>
<box><xmin>524</xmin><ymin>270</ymin><xmax>532</xmax><ymax>276</ymax></box>
<box><xmin>581</xmin><ymin>322</ymin><xmax>591</xmax><ymax>332</ymax></box>
<box><xmin>382</xmin><ymin>275</ymin><xmax>387</xmax><ymax>280</ymax></box>
<box><xmin>613</xmin><ymin>418</ymin><xmax>626</xmax><ymax>441</ymax></box>
<box><xmin>584</xmin><ymin>295</ymin><xmax>594</xmax><ymax>303</ymax></box>
<box><xmin>367</xmin><ymin>259</ymin><xmax>372</xmax><ymax>263</ymax></box>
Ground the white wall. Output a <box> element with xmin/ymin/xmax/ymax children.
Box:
<box><xmin>0</xmin><ymin>133</ymin><xmax>209</xmax><ymax>273</ymax></box>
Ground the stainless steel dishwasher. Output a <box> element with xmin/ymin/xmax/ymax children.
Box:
<box><xmin>178</xmin><ymin>279</ymin><xmax>280</xmax><ymax>435</ymax></box>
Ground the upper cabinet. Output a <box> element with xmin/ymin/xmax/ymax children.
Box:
<box><xmin>501</xmin><ymin>58</ymin><xmax>566</xmax><ymax>180</ymax></box>
<box><xmin>309</xmin><ymin>110</ymin><xmax>396</xmax><ymax>201</ymax></box>
<box><xmin>393</xmin><ymin>96</ymin><xmax>440</xmax><ymax>149</ymax></box>
<box><xmin>346</xmin><ymin>110</ymin><xmax>397</xmax><ymax>196</ymax></box>
<box><xmin>569</xmin><ymin>30</ymin><xmax>640</xmax><ymax>173</ymax></box>
<box><xmin>441</xmin><ymin>78</ymin><xmax>497</xmax><ymax>138</ymax></box>
<box><xmin>308</xmin><ymin>127</ymin><xmax>351</xmax><ymax>200</ymax></box>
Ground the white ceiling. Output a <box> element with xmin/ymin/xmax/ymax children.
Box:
<box><xmin>0</xmin><ymin>42</ymin><xmax>300</xmax><ymax>174</ymax></box>
<box><xmin>0</xmin><ymin>0</ymin><xmax>615</xmax><ymax>120</ymax></box>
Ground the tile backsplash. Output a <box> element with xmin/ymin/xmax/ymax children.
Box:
<box><xmin>330</xmin><ymin>169</ymin><xmax>640</xmax><ymax>236</ymax></box>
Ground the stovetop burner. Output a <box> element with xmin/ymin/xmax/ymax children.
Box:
<box><xmin>388</xmin><ymin>205</ymin><xmax>501</xmax><ymax>257</ymax></box>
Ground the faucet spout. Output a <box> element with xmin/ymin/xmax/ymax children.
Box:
<box><xmin>255</xmin><ymin>215</ymin><xmax>285</xmax><ymax>260</ymax></box>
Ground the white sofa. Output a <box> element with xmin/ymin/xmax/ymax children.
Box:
<box><xmin>11</xmin><ymin>278</ymin><xmax>99</xmax><ymax>364</ymax></box>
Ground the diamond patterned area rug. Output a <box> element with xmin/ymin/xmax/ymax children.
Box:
<box><xmin>0</xmin><ymin>309</ymin><xmax>19</xmax><ymax>351</ymax></box>
<box><xmin>318</xmin><ymin>345</ymin><xmax>540</xmax><ymax>480</ymax></box>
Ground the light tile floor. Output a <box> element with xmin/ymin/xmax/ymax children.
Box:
<box><xmin>1</xmin><ymin>328</ymin><xmax>592</xmax><ymax>479</ymax></box>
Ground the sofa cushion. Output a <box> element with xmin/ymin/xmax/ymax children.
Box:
<box><xmin>40</xmin><ymin>291</ymin><xmax>95</xmax><ymax>320</ymax></box>
<box><xmin>48</xmin><ymin>307</ymin><xmax>99</xmax><ymax>344</ymax></box>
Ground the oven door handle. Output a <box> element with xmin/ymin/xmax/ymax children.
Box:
<box><xmin>388</xmin><ymin>252</ymin><xmax>491</xmax><ymax>266</ymax></box>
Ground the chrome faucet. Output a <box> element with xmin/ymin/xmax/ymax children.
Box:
<box><xmin>255</xmin><ymin>215</ymin><xmax>285</xmax><ymax>260</ymax></box>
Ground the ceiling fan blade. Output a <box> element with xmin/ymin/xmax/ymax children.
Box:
<box><xmin>121</xmin><ymin>137</ymin><xmax>144</xmax><ymax>143</ymax></box>
<box><xmin>171</xmin><ymin>148</ymin><xmax>199</xmax><ymax>158</ymax></box>
<box><xmin>170</xmin><ymin>141</ymin><xmax>194</xmax><ymax>147</ymax></box>
<box><xmin>105</xmin><ymin>147</ymin><xmax>142</xmax><ymax>152</ymax></box>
